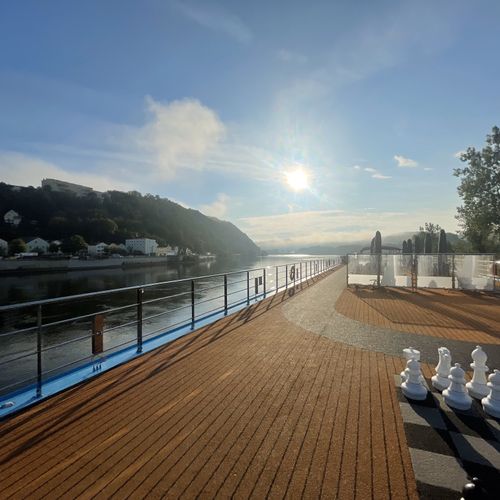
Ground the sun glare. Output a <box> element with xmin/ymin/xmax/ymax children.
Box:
<box><xmin>284</xmin><ymin>168</ymin><xmax>310</xmax><ymax>192</ymax></box>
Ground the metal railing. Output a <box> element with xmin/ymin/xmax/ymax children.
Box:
<box><xmin>0</xmin><ymin>257</ymin><xmax>342</xmax><ymax>399</ymax></box>
<box><xmin>346</xmin><ymin>253</ymin><xmax>497</xmax><ymax>291</ymax></box>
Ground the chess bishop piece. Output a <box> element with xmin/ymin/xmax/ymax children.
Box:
<box><xmin>466</xmin><ymin>346</ymin><xmax>489</xmax><ymax>399</ymax></box>
<box><xmin>401</xmin><ymin>358</ymin><xmax>428</xmax><ymax>401</ymax></box>
<box><xmin>481</xmin><ymin>369</ymin><xmax>500</xmax><ymax>419</ymax></box>
<box><xmin>400</xmin><ymin>347</ymin><xmax>421</xmax><ymax>382</ymax></box>
<box><xmin>443</xmin><ymin>363</ymin><xmax>472</xmax><ymax>411</ymax></box>
<box><xmin>431</xmin><ymin>347</ymin><xmax>451</xmax><ymax>391</ymax></box>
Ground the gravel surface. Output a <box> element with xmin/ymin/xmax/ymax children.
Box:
<box><xmin>283</xmin><ymin>267</ymin><xmax>500</xmax><ymax>368</ymax></box>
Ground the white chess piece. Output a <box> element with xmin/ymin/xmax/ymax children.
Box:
<box><xmin>443</xmin><ymin>363</ymin><xmax>472</xmax><ymax>411</ymax></box>
<box><xmin>401</xmin><ymin>358</ymin><xmax>428</xmax><ymax>401</ymax></box>
<box><xmin>466</xmin><ymin>345</ymin><xmax>489</xmax><ymax>399</ymax></box>
<box><xmin>432</xmin><ymin>347</ymin><xmax>451</xmax><ymax>391</ymax></box>
<box><xmin>481</xmin><ymin>369</ymin><xmax>500</xmax><ymax>418</ymax></box>
<box><xmin>400</xmin><ymin>347</ymin><xmax>421</xmax><ymax>382</ymax></box>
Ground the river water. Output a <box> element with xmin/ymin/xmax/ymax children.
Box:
<box><xmin>0</xmin><ymin>255</ymin><xmax>338</xmax><ymax>394</ymax></box>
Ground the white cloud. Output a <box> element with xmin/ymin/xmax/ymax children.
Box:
<box><xmin>199</xmin><ymin>193</ymin><xmax>230</xmax><ymax>219</ymax></box>
<box><xmin>239</xmin><ymin>208</ymin><xmax>458</xmax><ymax>249</ymax></box>
<box><xmin>0</xmin><ymin>151</ymin><xmax>133</xmax><ymax>192</ymax></box>
<box><xmin>394</xmin><ymin>155</ymin><xmax>418</xmax><ymax>168</ymax></box>
<box><xmin>454</xmin><ymin>150</ymin><xmax>466</xmax><ymax>159</ymax></box>
<box><xmin>172</xmin><ymin>1</ymin><xmax>253</xmax><ymax>44</ymax></box>
<box><xmin>352</xmin><ymin>165</ymin><xmax>361</xmax><ymax>170</ymax></box>
<box><xmin>363</xmin><ymin>166</ymin><xmax>391</xmax><ymax>179</ymax></box>
<box><xmin>423</xmin><ymin>167</ymin><xmax>433</xmax><ymax>171</ymax></box>
<box><xmin>134</xmin><ymin>97</ymin><xmax>226</xmax><ymax>180</ymax></box>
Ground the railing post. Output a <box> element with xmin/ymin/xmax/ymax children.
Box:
<box><xmin>246</xmin><ymin>271</ymin><xmax>250</xmax><ymax>304</ymax></box>
<box><xmin>263</xmin><ymin>268</ymin><xmax>266</xmax><ymax>296</ymax></box>
<box><xmin>294</xmin><ymin>264</ymin><xmax>297</xmax><ymax>287</ymax></box>
<box><xmin>276</xmin><ymin>266</ymin><xmax>279</xmax><ymax>292</ymax></box>
<box><xmin>191</xmin><ymin>280</ymin><xmax>195</xmax><ymax>328</ymax></box>
<box><xmin>36</xmin><ymin>304</ymin><xmax>42</xmax><ymax>398</ymax></box>
<box><xmin>285</xmin><ymin>264</ymin><xmax>288</xmax><ymax>289</ymax></box>
<box><xmin>452</xmin><ymin>254</ymin><xmax>456</xmax><ymax>290</ymax></box>
<box><xmin>224</xmin><ymin>274</ymin><xmax>228</xmax><ymax>315</ymax></box>
<box><xmin>136</xmin><ymin>288</ymin><xmax>143</xmax><ymax>353</ymax></box>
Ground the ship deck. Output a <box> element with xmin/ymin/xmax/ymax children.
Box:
<box><xmin>1</xmin><ymin>267</ymin><xmax>499</xmax><ymax>499</ymax></box>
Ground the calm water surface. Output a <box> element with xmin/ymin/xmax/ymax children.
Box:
<box><xmin>0</xmin><ymin>255</ymin><xmax>337</xmax><ymax>394</ymax></box>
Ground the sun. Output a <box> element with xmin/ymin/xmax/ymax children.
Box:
<box><xmin>284</xmin><ymin>167</ymin><xmax>310</xmax><ymax>192</ymax></box>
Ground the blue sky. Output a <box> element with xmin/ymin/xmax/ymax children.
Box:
<box><xmin>1</xmin><ymin>0</ymin><xmax>499</xmax><ymax>248</ymax></box>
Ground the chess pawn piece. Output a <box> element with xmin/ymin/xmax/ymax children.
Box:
<box><xmin>481</xmin><ymin>369</ymin><xmax>500</xmax><ymax>419</ymax></box>
<box><xmin>432</xmin><ymin>347</ymin><xmax>452</xmax><ymax>391</ymax></box>
<box><xmin>466</xmin><ymin>346</ymin><xmax>489</xmax><ymax>399</ymax></box>
<box><xmin>443</xmin><ymin>363</ymin><xmax>472</xmax><ymax>411</ymax></box>
<box><xmin>401</xmin><ymin>358</ymin><xmax>428</xmax><ymax>401</ymax></box>
<box><xmin>460</xmin><ymin>477</ymin><xmax>488</xmax><ymax>500</ymax></box>
<box><xmin>400</xmin><ymin>347</ymin><xmax>420</xmax><ymax>382</ymax></box>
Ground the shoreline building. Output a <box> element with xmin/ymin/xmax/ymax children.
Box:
<box><xmin>41</xmin><ymin>178</ymin><xmax>100</xmax><ymax>197</ymax></box>
<box><xmin>125</xmin><ymin>238</ymin><xmax>158</xmax><ymax>256</ymax></box>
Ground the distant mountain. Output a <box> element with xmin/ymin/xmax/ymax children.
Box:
<box><xmin>287</xmin><ymin>232</ymin><xmax>462</xmax><ymax>255</ymax></box>
<box><xmin>0</xmin><ymin>183</ymin><xmax>260</xmax><ymax>257</ymax></box>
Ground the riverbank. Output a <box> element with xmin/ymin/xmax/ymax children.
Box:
<box><xmin>0</xmin><ymin>256</ymin><xmax>175</xmax><ymax>275</ymax></box>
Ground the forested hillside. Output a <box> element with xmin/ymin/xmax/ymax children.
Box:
<box><xmin>0</xmin><ymin>183</ymin><xmax>260</xmax><ymax>257</ymax></box>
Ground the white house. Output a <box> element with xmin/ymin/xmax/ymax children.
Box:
<box><xmin>0</xmin><ymin>238</ymin><xmax>8</xmax><ymax>255</ymax></box>
<box><xmin>25</xmin><ymin>237</ymin><xmax>49</xmax><ymax>254</ymax></box>
<box><xmin>87</xmin><ymin>242</ymin><xmax>108</xmax><ymax>257</ymax></box>
<box><xmin>4</xmin><ymin>210</ymin><xmax>22</xmax><ymax>226</ymax></box>
<box><xmin>156</xmin><ymin>245</ymin><xmax>178</xmax><ymax>256</ymax></box>
<box><xmin>125</xmin><ymin>238</ymin><xmax>158</xmax><ymax>256</ymax></box>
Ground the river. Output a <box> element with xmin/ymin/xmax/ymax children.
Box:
<box><xmin>0</xmin><ymin>254</ymin><xmax>339</xmax><ymax>395</ymax></box>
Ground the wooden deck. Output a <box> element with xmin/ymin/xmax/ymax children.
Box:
<box><xmin>336</xmin><ymin>286</ymin><xmax>500</xmax><ymax>344</ymax></box>
<box><xmin>0</xmin><ymin>274</ymin><xmax>418</xmax><ymax>500</ymax></box>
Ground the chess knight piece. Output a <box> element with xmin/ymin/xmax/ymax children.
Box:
<box><xmin>401</xmin><ymin>358</ymin><xmax>428</xmax><ymax>401</ymax></box>
<box><xmin>466</xmin><ymin>346</ymin><xmax>489</xmax><ymax>399</ymax></box>
<box><xmin>443</xmin><ymin>363</ymin><xmax>472</xmax><ymax>411</ymax></box>
<box><xmin>400</xmin><ymin>347</ymin><xmax>421</xmax><ymax>382</ymax></box>
<box><xmin>481</xmin><ymin>369</ymin><xmax>500</xmax><ymax>419</ymax></box>
<box><xmin>432</xmin><ymin>347</ymin><xmax>452</xmax><ymax>391</ymax></box>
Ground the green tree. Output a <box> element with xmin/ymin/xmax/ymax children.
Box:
<box><xmin>454</xmin><ymin>126</ymin><xmax>500</xmax><ymax>252</ymax></box>
<box><xmin>61</xmin><ymin>235</ymin><xmax>87</xmax><ymax>254</ymax></box>
<box><xmin>9</xmin><ymin>238</ymin><xmax>27</xmax><ymax>255</ymax></box>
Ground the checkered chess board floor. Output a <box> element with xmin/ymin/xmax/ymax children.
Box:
<box><xmin>395</xmin><ymin>375</ymin><xmax>500</xmax><ymax>499</ymax></box>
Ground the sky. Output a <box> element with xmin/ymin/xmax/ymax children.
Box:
<box><xmin>1</xmin><ymin>0</ymin><xmax>499</xmax><ymax>249</ymax></box>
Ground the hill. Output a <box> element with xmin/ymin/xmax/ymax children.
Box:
<box><xmin>0</xmin><ymin>183</ymin><xmax>260</xmax><ymax>257</ymax></box>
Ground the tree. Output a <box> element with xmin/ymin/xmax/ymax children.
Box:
<box><xmin>454</xmin><ymin>126</ymin><xmax>500</xmax><ymax>252</ymax></box>
<box><xmin>402</xmin><ymin>240</ymin><xmax>408</xmax><ymax>253</ymax></box>
<box><xmin>406</xmin><ymin>239</ymin><xmax>413</xmax><ymax>254</ymax></box>
<box><xmin>9</xmin><ymin>238</ymin><xmax>27</xmax><ymax>255</ymax></box>
<box><xmin>61</xmin><ymin>235</ymin><xmax>87</xmax><ymax>254</ymax></box>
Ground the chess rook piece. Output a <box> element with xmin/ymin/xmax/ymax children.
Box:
<box><xmin>401</xmin><ymin>358</ymin><xmax>428</xmax><ymax>401</ymax></box>
<box><xmin>443</xmin><ymin>363</ymin><xmax>472</xmax><ymax>411</ymax></box>
<box><xmin>400</xmin><ymin>347</ymin><xmax>420</xmax><ymax>382</ymax></box>
<box><xmin>481</xmin><ymin>369</ymin><xmax>500</xmax><ymax>419</ymax></box>
<box><xmin>466</xmin><ymin>345</ymin><xmax>489</xmax><ymax>399</ymax></box>
<box><xmin>432</xmin><ymin>347</ymin><xmax>452</xmax><ymax>391</ymax></box>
